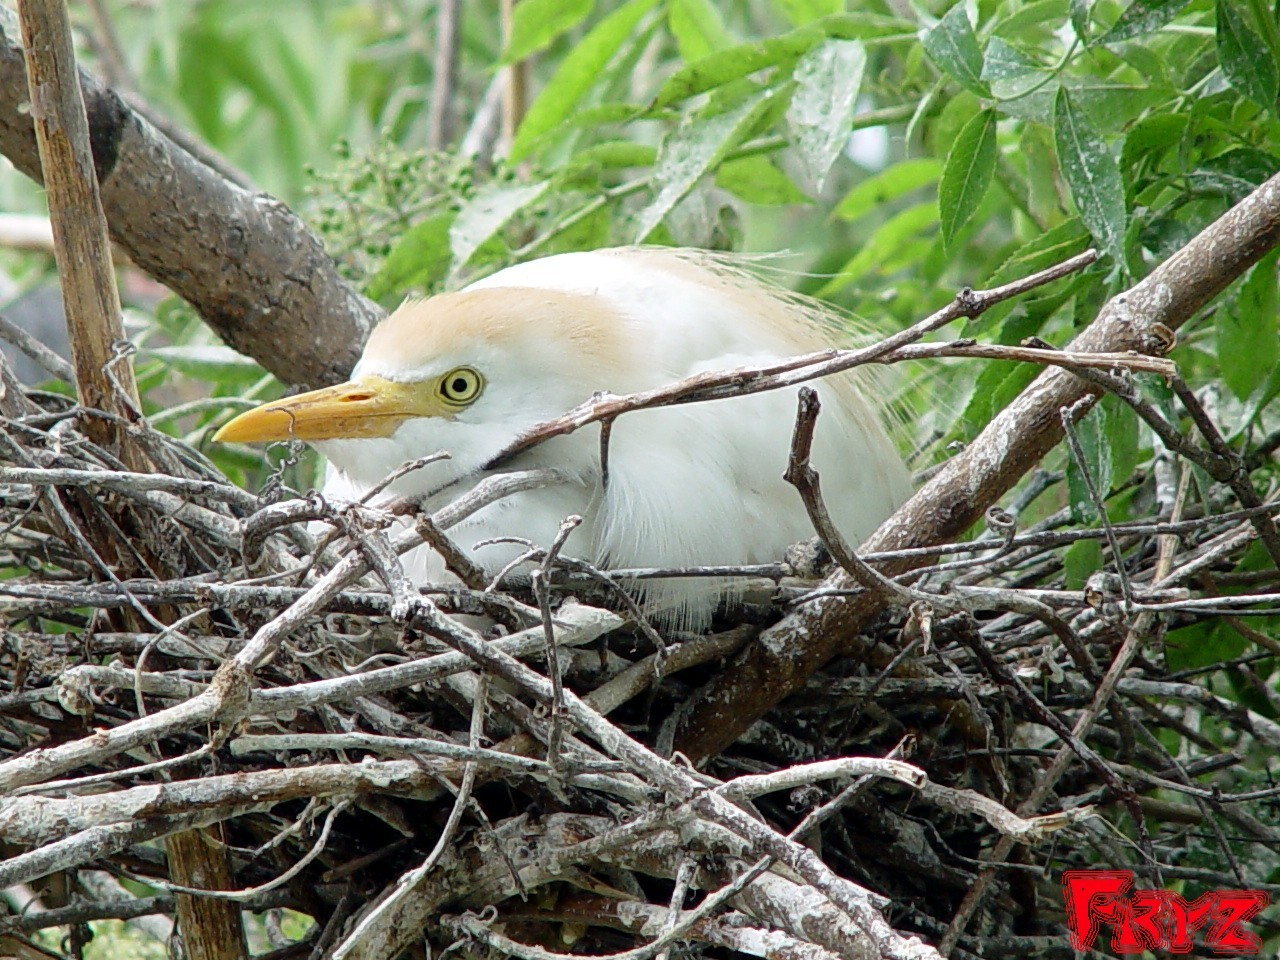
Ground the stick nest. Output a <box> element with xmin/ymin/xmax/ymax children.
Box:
<box><xmin>1</xmin><ymin>362</ymin><xmax>1278</xmax><ymax>960</ymax></box>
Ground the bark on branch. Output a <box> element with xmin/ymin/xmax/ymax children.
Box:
<box><xmin>0</xmin><ymin>4</ymin><xmax>379</xmax><ymax>389</ymax></box>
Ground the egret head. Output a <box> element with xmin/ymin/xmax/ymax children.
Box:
<box><xmin>214</xmin><ymin>288</ymin><xmax>631</xmax><ymax>492</ymax></box>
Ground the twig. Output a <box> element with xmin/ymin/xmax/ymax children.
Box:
<box><xmin>1170</xmin><ymin>376</ymin><xmax>1280</xmax><ymax>568</ymax></box>
<box><xmin>938</xmin><ymin>483</ymin><xmax>1197</xmax><ymax>955</ymax></box>
<box><xmin>330</xmin><ymin>676</ymin><xmax>491</xmax><ymax>959</ymax></box>
<box><xmin>534</xmin><ymin>515</ymin><xmax>583</xmax><ymax>768</ymax></box>
<box><xmin>0</xmin><ymin>311</ymin><xmax>73</xmax><ymax>381</ymax></box>
<box><xmin>784</xmin><ymin>387</ymin><xmax>916</xmax><ymax>604</ymax></box>
<box><xmin>413</xmin><ymin>511</ymin><xmax>489</xmax><ymax>591</ymax></box>
<box><xmin>547</xmin><ymin>894</ymin><xmax>842</xmax><ymax>960</ymax></box>
<box><xmin>403</xmin><ymin>596</ymin><xmax>940</xmax><ymax>959</ymax></box>
<box><xmin>1060</xmin><ymin>398</ymin><xmax>1134</xmax><ymax>610</ymax></box>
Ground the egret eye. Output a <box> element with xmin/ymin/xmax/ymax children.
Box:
<box><xmin>438</xmin><ymin>367</ymin><xmax>484</xmax><ymax>406</ymax></box>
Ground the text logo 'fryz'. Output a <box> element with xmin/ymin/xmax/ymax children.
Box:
<box><xmin>1063</xmin><ymin>870</ymin><xmax>1269</xmax><ymax>954</ymax></box>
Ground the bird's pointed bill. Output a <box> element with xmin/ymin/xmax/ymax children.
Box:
<box><xmin>213</xmin><ymin>376</ymin><xmax>433</xmax><ymax>443</ymax></box>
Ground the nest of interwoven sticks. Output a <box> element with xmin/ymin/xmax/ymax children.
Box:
<box><xmin>2</xmin><ymin>338</ymin><xmax>1280</xmax><ymax>960</ymax></box>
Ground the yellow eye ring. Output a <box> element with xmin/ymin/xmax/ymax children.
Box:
<box><xmin>438</xmin><ymin>367</ymin><xmax>484</xmax><ymax>406</ymax></box>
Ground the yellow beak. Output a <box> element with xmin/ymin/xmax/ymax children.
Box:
<box><xmin>212</xmin><ymin>376</ymin><xmax>432</xmax><ymax>443</ymax></box>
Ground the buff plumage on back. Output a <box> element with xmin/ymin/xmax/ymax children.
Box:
<box><xmin>219</xmin><ymin>247</ymin><xmax>913</xmax><ymax>630</ymax></box>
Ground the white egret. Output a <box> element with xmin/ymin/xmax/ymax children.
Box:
<box><xmin>214</xmin><ymin>247</ymin><xmax>911</xmax><ymax>627</ymax></box>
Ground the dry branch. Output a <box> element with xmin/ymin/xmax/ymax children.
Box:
<box><xmin>484</xmin><ymin>250</ymin><xmax>1099</xmax><ymax>469</ymax></box>
<box><xmin>0</xmin><ymin>4</ymin><xmax>379</xmax><ymax>389</ymax></box>
<box><xmin>675</xmin><ymin>170</ymin><xmax>1280</xmax><ymax>763</ymax></box>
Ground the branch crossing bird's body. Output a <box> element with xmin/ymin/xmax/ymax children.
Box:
<box><xmin>216</xmin><ymin>247</ymin><xmax>912</xmax><ymax>628</ymax></box>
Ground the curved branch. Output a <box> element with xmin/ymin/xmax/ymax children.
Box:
<box><xmin>676</xmin><ymin>171</ymin><xmax>1280</xmax><ymax>763</ymax></box>
<box><xmin>0</xmin><ymin>6</ymin><xmax>380</xmax><ymax>389</ymax></box>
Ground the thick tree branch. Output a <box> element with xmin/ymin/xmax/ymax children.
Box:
<box><xmin>675</xmin><ymin>171</ymin><xmax>1280</xmax><ymax>763</ymax></box>
<box><xmin>0</xmin><ymin>5</ymin><xmax>379</xmax><ymax>389</ymax></box>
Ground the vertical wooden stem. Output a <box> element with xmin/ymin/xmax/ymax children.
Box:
<box><xmin>16</xmin><ymin>4</ymin><xmax>246</xmax><ymax>959</ymax></box>
<box><xmin>165</xmin><ymin>827</ymin><xmax>245</xmax><ymax>960</ymax></box>
<box><xmin>16</xmin><ymin>0</ymin><xmax>137</xmax><ymax>453</ymax></box>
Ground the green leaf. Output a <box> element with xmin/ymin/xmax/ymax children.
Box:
<box><xmin>981</xmin><ymin>37</ymin><xmax>1046</xmax><ymax>99</ymax></box>
<box><xmin>1165</xmin><ymin>619</ymin><xmax>1247</xmax><ymax>672</ymax></box>
<box><xmin>1102</xmin><ymin>394</ymin><xmax>1142</xmax><ymax>490</ymax></box>
<box><xmin>489</xmin><ymin>102</ymin><xmax>649</xmax><ymax>162</ymax></box>
<box><xmin>1066</xmin><ymin>405</ymin><xmax>1112</xmax><ymax>523</ymax></box>
<box><xmin>959</xmin><ymin>360</ymin><xmax>1039</xmax><ymax>436</ymax></box>
<box><xmin>962</xmin><ymin>220</ymin><xmax>1091</xmax><ymax>336</ymax></box>
<box><xmin>367</xmin><ymin>213</ymin><xmax>455</xmax><ymax>303</ymax></box>
<box><xmin>1187</xmin><ymin>170</ymin><xmax>1268</xmax><ymax>204</ymax></box>
<box><xmin>535</xmin><ymin>202</ymin><xmax>613</xmax><ymax>257</ymax></box>
<box><xmin>987</xmin><ymin>219</ymin><xmax>1091</xmax><ymax>284</ymax></box>
<box><xmin>179</xmin><ymin>27</ymin><xmax>308</xmax><ymax>176</ymax></box>
<box><xmin>656</xmin><ymin>24</ymin><xmax>822</xmax><ymax>107</ymax></box>
<box><xmin>786</xmin><ymin>40</ymin><xmax>866</xmax><ymax>190</ymax></box>
<box><xmin>1021</xmin><ymin>120</ymin><xmax>1062</xmax><ymax>224</ymax></box>
<box><xmin>635</xmin><ymin>92</ymin><xmax>774</xmax><ymax>240</ymax></box>
<box><xmin>510</xmin><ymin>0</ymin><xmax>660</xmax><ymax>162</ymax></box>
<box><xmin>1120</xmin><ymin>113</ymin><xmax>1189</xmax><ymax>169</ymax></box>
<box><xmin>152</xmin><ymin>299</ymin><xmax>202</xmax><ymax>340</ymax></box>
<box><xmin>998</xmin><ymin>0</ymin><xmax>1074</xmax><ymax>37</ymax></box>
<box><xmin>773</xmin><ymin>0</ymin><xmax>842</xmax><ymax>25</ymax></box>
<box><xmin>922</xmin><ymin>5</ymin><xmax>990</xmax><ymax>97</ymax></box>
<box><xmin>450</xmin><ymin>180</ymin><xmax>550</xmax><ymax>272</ymax></box>
<box><xmin>177</xmin><ymin>29</ymin><xmax>228</xmax><ymax>143</ymax></box>
<box><xmin>568</xmin><ymin>141</ymin><xmax>659</xmax><ymax>171</ymax></box>
<box><xmin>939</xmin><ymin>108</ymin><xmax>997</xmax><ymax>246</ymax></box>
<box><xmin>1099</xmin><ymin>0</ymin><xmax>1193</xmax><ymax>42</ymax></box>
<box><xmin>503</xmin><ymin>0</ymin><xmax>595</xmax><ymax>63</ymax></box>
<box><xmin>981</xmin><ymin>37</ymin><xmax>1042</xmax><ymax>81</ymax></box>
<box><xmin>1216</xmin><ymin>0</ymin><xmax>1279</xmax><ymax>109</ymax></box>
<box><xmin>1054</xmin><ymin>88</ymin><xmax>1126</xmax><ymax>264</ymax></box>
<box><xmin>818</xmin><ymin>202</ymin><xmax>939</xmax><ymax>294</ymax></box>
<box><xmin>1200</xmin><ymin>147</ymin><xmax>1280</xmax><ymax>189</ymax></box>
<box><xmin>669</xmin><ymin>0</ymin><xmax>732</xmax><ymax>61</ymax></box>
<box><xmin>922</xmin><ymin>187</ymin><xmax>1002</xmax><ymax>281</ymax></box>
<box><xmin>1063</xmin><ymin>538</ymin><xmax>1103</xmax><ymax>589</ymax></box>
<box><xmin>1070</xmin><ymin>81</ymin><xmax>1169</xmax><ymax>129</ymax></box>
<box><xmin>1219</xmin><ymin>252</ymin><xmax>1280</xmax><ymax>399</ymax></box>
<box><xmin>715</xmin><ymin>155</ymin><xmax>810</xmax><ymax>204</ymax></box>
<box><xmin>654</xmin><ymin>13</ymin><xmax>906</xmax><ymax>107</ymax></box>
<box><xmin>832</xmin><ymin>158</ymin><xmax>944</xmax><ymax>221</ymax></box>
